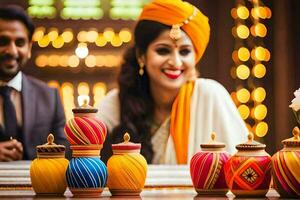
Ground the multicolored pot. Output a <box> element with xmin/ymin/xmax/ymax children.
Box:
<box><xmin>272</xmin><ymin>126</ymin><xmax>300</xmax><ymax>198</ymax></box>
<box><xmin>30</xmin><ymin>134</ymin><xmax>69</xmax><ymax>195</ymax></box>
<box><xmin>190</xmin><ymin>132</ymin><xmax>230</xmax><ymax>196</ymax></box>
<box><xmin>64</xmin><ymin>102</ymin><xmax>108</xmax><ymax>197</ymax></box>
<box><xmin>224</xmin><ymin>133</ymin><xmax>272</xmax><ymax>197</ymax></box>
<box><xmin>64</xmin><ymin>101</ymin><xmax>107</xmax><ymax>145</ymax></box>
<box><xmin>107</xmin><ymin>133</ymin><xmax>147</xmax><ymax>196</ymax></box>
<box><xmin>66</xmin><ymin>146</ymin><xmax>107</xmax><ymax>197</ymax></box>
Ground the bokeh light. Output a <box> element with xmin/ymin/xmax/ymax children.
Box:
<box><xmin>237</xmin><ymin>25</ymin><xmax>250</xmax><ymax>39</ymax></box>
<box><xmin>255</xmin><ymin>122</ymin><xmax>268</xmax><ymax>137</ymax></box>
<box><xmin>252</xmin><ymin>63</ymin><xmax>266</xmax><ymax>78</ymax></box>
<box><xmin>238</xmin><ymin>104</ymin><xmax>250</xmax><ymax>120</ymax></box>
<box><xmin>237</xmin><ymin>88</ymin><xmax>250</xmax><ymax>103</ymax></box>
<box><xmin>252</xmin><ymin>87</ymin><xmax>266</xmax><ymax>102</ymax></box>
<box><xmin>238</xmin><ymin>47</ymin><xmax>250</xmax><ymax>62</ymax></box>
<box><xmin>253</xmin><ymin>104</ymin><xmax>267</xmax><ymax>120</ymax></box>
<box><xmin>237</xmin><ymin>6</ymin><xmax>249</xmax><ymax>19</ymax></box>
<box><xmin>236</xmin><ymin>64</ymin><xmax>250</xmax><ymax>80</ymax></box>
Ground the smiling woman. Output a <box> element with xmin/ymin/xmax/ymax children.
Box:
<box><xmin>142</xmin><ymin>30</ymin><xmax>196</xmax><ymax>91</ymax></box>
<box><xmin>97</xmin><ymin>0</ymin><xmax>248</xmax><ymax>165</ymax></box>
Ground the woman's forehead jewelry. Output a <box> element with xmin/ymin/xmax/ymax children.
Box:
<box><xmin>169</xmin><ymin>6</ymin><xmax>198</xmax><ymax>41</ymax></box>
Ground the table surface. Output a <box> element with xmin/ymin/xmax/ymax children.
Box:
<box><xmin>0</xmin><ymin>188</ymin><xmax>281</xmax><ymax>200</ymax></box>
<box><xmin>0</xmin><ymin>161</ymin><xmax>284</xmax><ymax>199</ymax></box>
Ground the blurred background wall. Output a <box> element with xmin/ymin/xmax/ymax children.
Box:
<box><xmin>0</xmin><ymin>0</ymin><xmax>299</xmax><ymax>154</ymax></box>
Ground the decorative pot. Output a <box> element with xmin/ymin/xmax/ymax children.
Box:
<box><xmin>64</xmin><ymin>101</ymin><xmax>107</xmax><ymax>197</ymax></box>
<box><xmin>107</xmin><ymin>132</ymin><xmax>147</xmax><ymax>196</ymax></box>
<box><xmin>272</xmin><ymin>126</ymin><xmax>300</xmax><ymax>198</ymax></box>
<box><xmin>64</xmin><ymin>100</ymin><xmax>106</xmax><ymax>145</ymax></box>
<box><xmin>190</xmin><ymin>132</ymin><xmax>230</xmax><ymax>196</ymax></box>
<box><xmin>66</xmin><ymin>145</ymin><xmax>107</xmax><ymax>197</ymax></box>
<box><xmin>224</xmin><ymin>133</ymin><xmax>272</xmax><ymax>197</ymax></box>
<box><xmin>30</xmin><ymin>134</ymin><xmax>69</xmax><ymax>195</ymax></box>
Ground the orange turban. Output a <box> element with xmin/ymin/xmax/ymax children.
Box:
<box><xmin>139</xmin><ymin>0</ymin><xmax>210</xmax><ymax>62</ymax></box>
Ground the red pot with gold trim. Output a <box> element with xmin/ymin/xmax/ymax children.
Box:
<box><xmin>190</xmin><ymin>132</ymin><xmax>230</xmax><ymax>196</ymax></box>
<box><xmin>224</xmin><ymin>133</ymin><xmax>272</xmax><ymax>197</ymax></box>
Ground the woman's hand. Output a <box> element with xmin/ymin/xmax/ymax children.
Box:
<box><xmin>0</xmin><ymin>139</ymin><xmax>23</xmax><ymax>161</ymax></box>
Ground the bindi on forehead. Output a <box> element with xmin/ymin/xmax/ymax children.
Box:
<box><xmin>172</xmin><ymin>40</ymin><xmax>180</xmax><ymax>48</ymax></box>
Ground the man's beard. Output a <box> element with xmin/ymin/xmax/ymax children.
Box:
<box><xmin>0</xmin><ymin>54</ymin><xmax>22</xmax><ymax>81</ymax></box>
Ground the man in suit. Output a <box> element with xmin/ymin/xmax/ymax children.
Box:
<box><xmin>0</xmin><ymin>5</ymin><xmax>69</xmax><ymax>161</ymax></box>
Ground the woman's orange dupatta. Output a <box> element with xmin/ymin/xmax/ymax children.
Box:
<box><xmin>170</xmin><ymin>81</ymin><xmax>194</xmax><ymax>164</ymax></box>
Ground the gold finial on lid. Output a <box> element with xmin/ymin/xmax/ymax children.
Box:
<box><xmin>211</xmin><ymin>132</ymin><xmax>216</xmax><ymax>141</ymax></box>
<box><xmin>235</xmin><ymin>131</ymin><xmax>266</xmax><ymax>150</ymax></box>
<box><xmin>281</xmin><ymin>126</ymin><xmax>300</xmax><ymax>147</ymax></box>
<box><xmin>293</xmin><ymin>126</ymin><xmax>300</xmax><ymax>140</ymax></box>
<box><xmin>248</xmin><ymin>132</ymin><xmax>254</xmax><ymax>142</ymax></box>
<box><xmin>124</xmin><ymin>132</ymin><xmax>130</xmax><ymax>143</ymax></box>
<box><xmin>200</xmin><ymin>131</ymin><xmax>226</xmax><ymax>149</ymax></box>
<box><xmin>47</xmin><ymin>134</ymin><xmax>54</xmax><ymax>145</ymax></box>
<box><xmin>83</xmin><ymin>99</ymin><xmax>88</xmax><ymax>106</ymax></box>
<box><xmin>36</xmin><ymin>133</ymin><xmax>65</xmax><ymax>158</ymax></box>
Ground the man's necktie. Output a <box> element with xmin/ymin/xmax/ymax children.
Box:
<box><xmin>0</xmin><ymin>86</ymin><xmax>18</xmax><ymax>138</ymax></box>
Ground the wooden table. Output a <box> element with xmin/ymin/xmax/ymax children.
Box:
<box><xmin>0</xmin><ymin>161</ymin><xmax>281</xmax><ymax>199</ymax></box>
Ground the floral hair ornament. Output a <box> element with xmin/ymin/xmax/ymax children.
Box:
<box><xmin>169</xmin><ymin>6</ymin><xmax>198</xmax><ymax>41</ymax></box>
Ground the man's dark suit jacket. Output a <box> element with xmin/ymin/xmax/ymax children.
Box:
<box><xmin>21</xmin><ymin>74</ymin><xmax>70</xmax><ymax>159</ymax></box>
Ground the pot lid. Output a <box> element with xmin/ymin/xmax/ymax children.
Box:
<box><xmin>200</xmin><ymin>132</ymin><xmax>226</xmax><ymax>149</ymax></box>
<box><xmin>112</xmin><ymin>132</ymin><xmax>141</xmax><ymax>153</ymax></box>
<box><xmin>236</xmin><ymin>132</ymin><xmax>266</xmax><ymax>150</ymax></box>
<box><xmin>282</xmin><ymin>126</ymin><xmax>300</xmax><ymax>147</ymax></box>
<box><xmin>72</xmin><ymin>99</ymin><xmax>98</xmax><ymax>114</ymax></box>
<box><xmin>36</xmin><ymin>134</ymin><xmax>66</xmax><ymax>158</ymax></box>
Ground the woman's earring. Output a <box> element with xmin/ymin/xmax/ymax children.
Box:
<box><xmin>138</xmin><ymin>61</ymin><xmax>144</xmax><ymax>76</ymax></box>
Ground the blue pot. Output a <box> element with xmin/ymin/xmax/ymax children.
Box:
<box><xmin>66</xmin><ymin>157</ymin><xmax>107</xmax><ymax>197</ymax></box>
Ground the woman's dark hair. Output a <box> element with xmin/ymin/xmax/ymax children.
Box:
<box><xmin>108</xmin><ymin>21</ymin><xmax>170</xmax><ymax>163</ymax></box>
<box><xmin>0</xmin><ymin>5</ymin><xmax>35</xmax><ymax>40</ymax></box>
